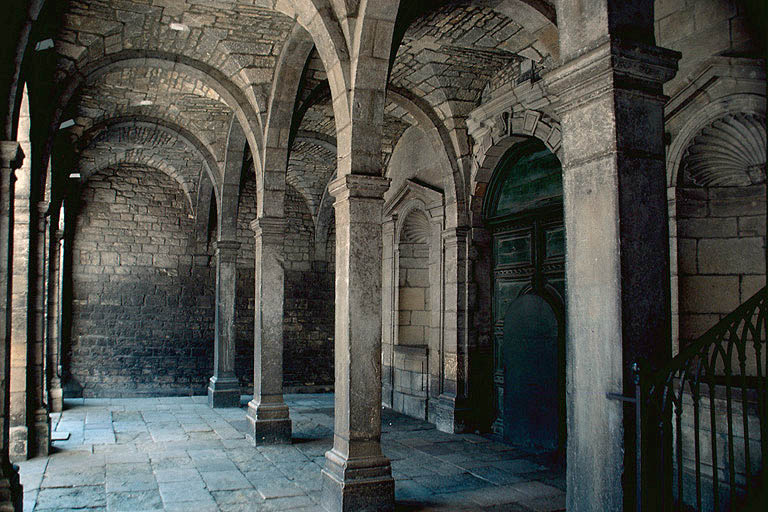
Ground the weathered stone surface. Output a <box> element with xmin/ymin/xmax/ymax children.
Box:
<box><xmin>248</xmin><ymin>216</ymin><xmax>291</xmax><ymax>445</ymax></box>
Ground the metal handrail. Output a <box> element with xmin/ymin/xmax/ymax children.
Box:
<box><xmin>637</xmin><ymin>286</ymin><xmax>767</xmax><ymax>511</ymax></box>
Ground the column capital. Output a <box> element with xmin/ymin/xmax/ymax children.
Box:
<box><xmin>214</xmin><ymin>239</ymin><xmax>240</xmax><ymax>260</ymax></box>
<box><xmin>250</xmin><ymin>216</ymin><xmax>286</xmax><ymax>241</ymax></box>
<box><xmin>442</xmin><ymin>226</ymin><xmax>471</xmax><ymax>244</ymax></box>
<box><xmin>328</xmin><ymin>174</ymin><xmax>390</xmax><ymax>201</ymax></box>
<box><xmin>545</xmin><ymin>39</ymin><xmax>680</xmax><ymax>114</ymax></box>
<box><xmin>0</xmin><ymin>141</ymin><xmax>24</xmax><ymax>171</ymax></box>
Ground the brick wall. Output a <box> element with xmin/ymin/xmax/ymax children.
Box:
<box><xmin>69</xmin><ymin>165</ymin><xmax>215</xmax><ymax>397</ymax></box>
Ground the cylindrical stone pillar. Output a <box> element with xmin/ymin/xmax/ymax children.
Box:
<box><xmin>247</xmin><ymin>216</ymin><xmax>291</xmax><ymax>444</ymax></box>
<box><xmin>46</xmin><ymin>227</ymin><xmax>64</xmax><ymax>413</ymax></box>
<box><xmin>0</xmin><ymin>141</ymin><xmax>23</xmax><ymax>512</ymax></box>
<box><xmin>207</xmin><ymin>239</ymin><xmax>241</xmax><ymax>408</ymax></box>
<box><xmin>30</xmin><ymin>202</ymin><xmax>49</xmax><ymax>457</ymax></box>
<box><xmin>321</xmin><ymin>174</ymin><xmax>394</xmax><ymax>512</ymax></box>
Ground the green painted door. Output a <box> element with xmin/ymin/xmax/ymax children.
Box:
<box><xmin>484</xmin><ymin>138</ymin><xmax>565</xmax><ymax>452</ymax></box>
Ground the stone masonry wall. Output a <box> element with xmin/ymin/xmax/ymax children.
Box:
<box><xmin>677</xmin><ymin>183</ymin><xmax>766</xmax><ymax>346</ymax></box>
<box><xmin>69</xmin><ymin>165</ymin><xmax>215</xmax><ymax>397</ymax></box>
<box><xmin>655</xmin><ymin>0</ymin><xmax>760</xmax><ymax>95</ymax></box>
<box><xmin>397</xmin><ymin>240</ymin><xmax>430</xmax><ymax>346</ymax></box>
<box><xmin>235</xmin><ymin>175</ymin><xmax>257</xmax><ymax>390</ymax></box>
<box><xmin>283</xmin><ymin>185</ymin><xmax>334</xmax><ymax>390</ymax></box>
<box><xmin>393</xmin><ymin>235</ymin><xmax>431</xmax><ymax>420</ymax></box>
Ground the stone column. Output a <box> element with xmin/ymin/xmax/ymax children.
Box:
<box><xmin>545</xmin><ymin>2</ymin><xmax>679</xmax><ymax>508</ymax></box>
<box><xmin>47</xmin><ymin>227</ymin><xmax>63</xmax><ymax>413</ymax></box>
<box><xmin>8</xmin><ymin>169</ymin><xmax>29</xmax><ymax>463</ymax></box>
<box><xmin>321</xmin><ymin>174</ymin><xmax>394</xmax><ymax>512</ymax></box>
<box><xmin>207</xmin><ymin>239</ymin><xmax>241</xmax><ymax>408</ymax></box>
<box><xmin>0</xmin><ymin>141</ymin><xmax>23</xmax><ymax>512</ymax></box>
<box><xmin>247</xmin><ymin>216</ymin><xmax>291</xmax><ymax>444</ymax></box>
<box><xmin>29</xmin><ymin>201</ymin><xmax>51</xmax><ymax>457</ymax></box>
<box><xmin>433</xmin><ymin>227</ymin><xmax>471</xmax><ymax>434</ymax></box>
<box><xmin>380</xmin><ymin>217</ymin><xmax>396</xmax><ymax>409</ymax></box>
<box><xmin>30</xmin><ymin>202</ymin><xmax>49</xmax><ymax>456</ymax></box>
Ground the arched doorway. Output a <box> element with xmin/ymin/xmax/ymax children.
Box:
<box><xmin>482</xmin><ymin>137</ymin><xmax>566</xmax><ymax>454</ymax></box>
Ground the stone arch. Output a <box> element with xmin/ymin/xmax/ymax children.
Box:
<box><xmin>194</xmin><ymin>171</ymin><xmax>215</xmax><ymax>250</ymax></box>
<box><xmin>78</xmin><ymin>115</ymin><xmax>223</xmax><ymax>198</ymax></box>
<box><xmin>313</xmin><ymin>168</ymin><xmax>338</xmax><ymax>263</ymax></box>
<box><xmin>665</xmin><ymin>89</ymin><xmax>766</xmax><ymax>353</ymax></box>
<box><xmin>52</xmin><ymin>7</ymin><xmax>263</xmax><ymax>122</ymax></box>
<box><xmin>388</xmin><ymin>86</ymin><xmax>467</xmax><ymax>229</ymax></box>
<box><xmin>469</xmin><ymin>109</ymin><xmax>562</xmax><ymax>226</ymax></box>
<box><xmin>260</xmin><ymin>22</ymin><xmax>316</xmax><ymax>219</ymax></box>
<box><xmin>295</xmin><ymin>130</ymin><xmax>337</xmax><ymax>154</ymax></box>
<box><xmin>272</xmin><ymin>0</ymin><xmax>401</xmax><ymax>176</ymax></box>
<box><xmin>2</xmin><ymin>0</ymin><xmax>45</xmax><ymax>139</ymax></box>
<box><xmin>269</xmin><ymin>0</ymin><xmax>353</xmax><ymax>145</ymax></box>
<box><xmin>681</xmin><ymin>113</ymin><xmax>766</xmax><ymax>187</ymax></box>
<box><xmin>46</xmin><ymin>51</ymin><xmax>264</xmax><ymax>185</ymax></box>
<box><xmin>667</xmin><ymin>93</ymin><xmax>766</xmax><ymax>188</ymax></box>
<box><xmin>79</xmin><ymin>153</ymin><xmax>194</xmax><ymax>215</ymax></box>
<box><xmin>219</xmin><ymin>116</ymin><xmax>248</xmax><ymax>241</ymax></box>
<box><xmin>482</xmin><ymin>0</ymin><xmax>559</xmax><ymax>61</ymax></box>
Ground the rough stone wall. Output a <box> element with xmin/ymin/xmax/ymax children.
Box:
<box><xmin>283</xmin><ymin>185</ymin><xmax>334</xmax><ymax>390</ymax></box>
<box><xmin>235</xmin><ymin>174</ymin><xmax>257</xmax><ymax>390</ymax></box>
<box><xmin>69</xmin><ymin>165</ymin><xmax>215</xmax><ymax>397</ymax></box>
<box><xmin>676</xmin><ymin>183</ymin><xmax>766</xmax><ymax>345</ymax></box>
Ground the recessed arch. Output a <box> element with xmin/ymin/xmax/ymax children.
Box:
<box><xmin>78</xmin><ymin>154</ymin><xmax>195</xmax><ymax>215</ymax></box>
<box><xmin>77</xmin><ymin>115</ymin><xmax>223</xmax><ymax>200</ymax></box>
<box><xmin>667</xmin><ymin>93</ymin><xmax>766</xmax><ymax>188</ymax></box>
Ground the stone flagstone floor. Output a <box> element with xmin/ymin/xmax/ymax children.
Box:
<box><xmin>17</xmin><ymin>394</ymin><xmax>565</xmax><ymax>511</ymax></box>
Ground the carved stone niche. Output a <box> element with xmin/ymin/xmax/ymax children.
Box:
<box><xmin>381</xmin><ymin>179</ymin><xmax>444</xmax><ymax>422</ymax></box>
<box><xmin>681</xmin><ymin>112</ymin><xmax>767</xmax><ymax>187</ymax></box>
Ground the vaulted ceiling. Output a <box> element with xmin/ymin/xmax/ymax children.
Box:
<box><xmin>24</xmin><ymin>0</ymin><xmax>557</xmax><ymax>224</ymax></box>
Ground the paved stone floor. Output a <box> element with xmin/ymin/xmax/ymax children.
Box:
<box><xmin>17</xmin><ymin>394</ymin><xmax>565</xmax><ymax>511</ymax></box>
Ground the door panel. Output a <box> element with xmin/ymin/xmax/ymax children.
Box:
<box><xmin>502</xmin><ymin>294</ymin><xmax>560</xmax><ymax>450</ymax></box>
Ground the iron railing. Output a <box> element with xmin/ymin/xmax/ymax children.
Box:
<box><xmin>637</xmin><ymin>286</ymin><xmax>767</xmax><ymax>511</ymax></box>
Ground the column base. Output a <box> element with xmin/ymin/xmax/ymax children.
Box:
<box><xmin>207</xmin><ymin>376</ymin><xmax>241</xmax><ymax>408</ymax></box>
<box><xmin>433</xmin><ymin>394</ymin><xmax>471</xmax><ymax>434</ymax></box>
<box><xmin>321</xmin><ymin>448</ymin><xmax>394</xmax><ymax>512</ymax></box>
<box><xmin>33</xmin><ymin>408</ymin><xmax>51</xmax><ymax>457</ymax></box>
<box><xmin>0</xmin><ymin>462</ymin><xmax>22</xmax><ymax>512</ymax></box>
<box><xmin>246</xmin><ymin>399</ymin><xmax>291</xmax><ymax>444</ymax></box>
<box><xmin>8</xmin><ymin>427</ymin><xmax>27</xmax><ymax>463</ymax></box>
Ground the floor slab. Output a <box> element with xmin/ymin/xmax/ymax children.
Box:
<box><xmin>18</xmin><ymin>394</ymin><xmax>565</xmax><ymax>511</ymax></box>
